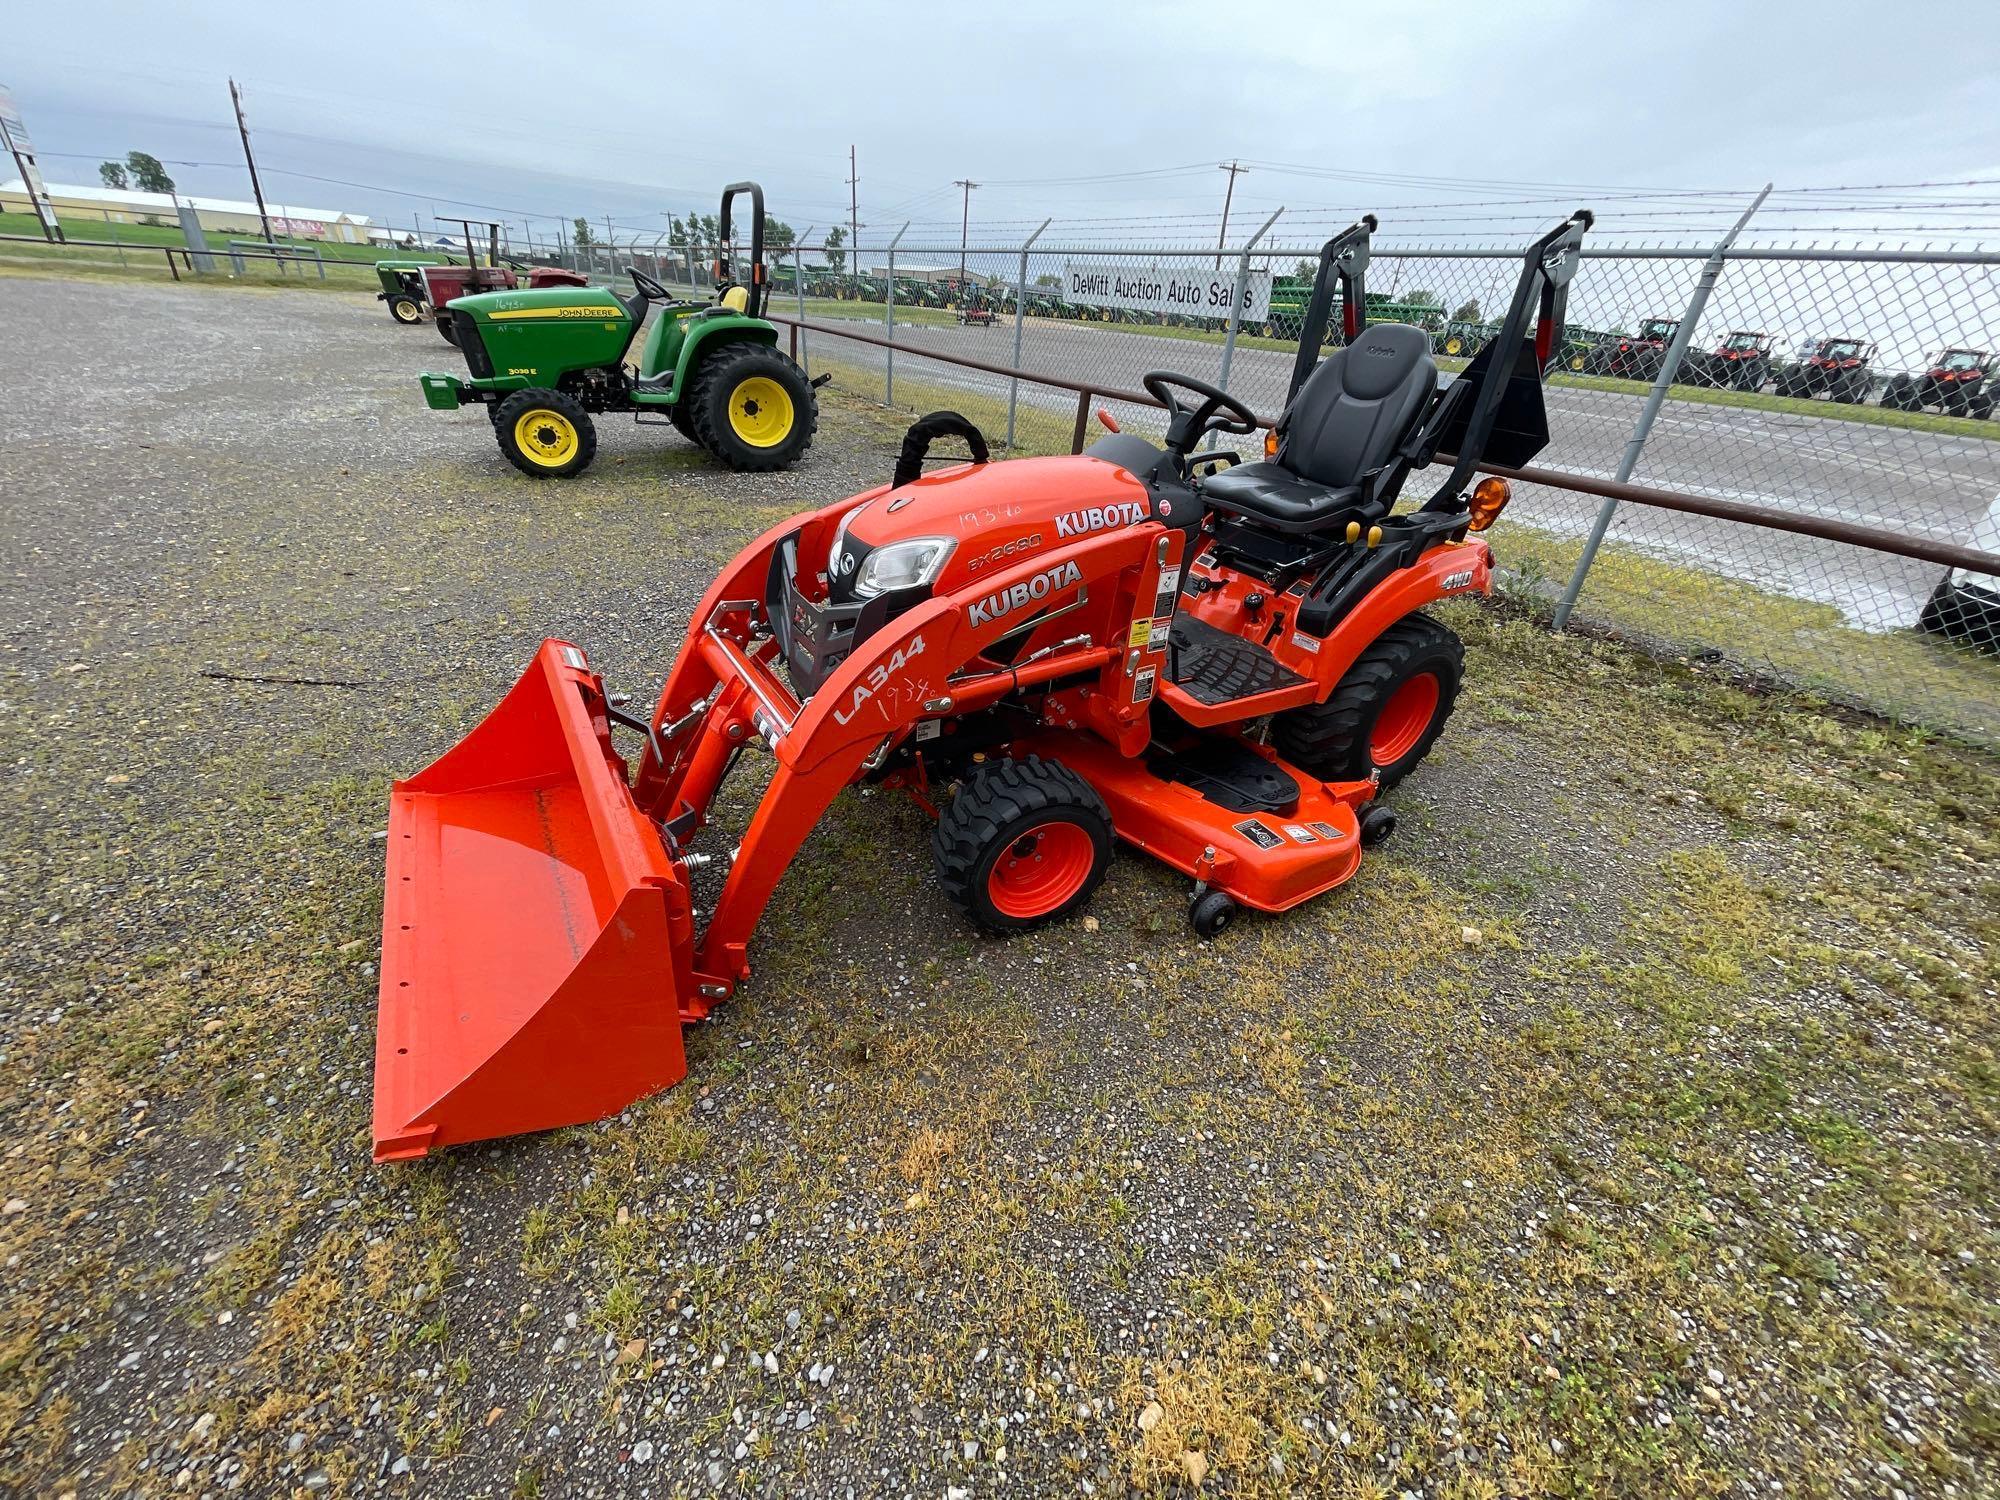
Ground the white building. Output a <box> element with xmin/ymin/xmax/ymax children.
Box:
<box><xmin>0</xmin><ymin>178</ymin><xmax>372</xmax><ymax>243</ymax></box>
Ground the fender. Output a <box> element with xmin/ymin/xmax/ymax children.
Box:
<box><xmin>1307</xmin><ymin>538</ymin><xmax>1492</xmax><ymax>694</ymax></box>
<box><xmin>661</xmin><ymin>315</ymin><xmax>781</xmax><ymax>399</ymax></box>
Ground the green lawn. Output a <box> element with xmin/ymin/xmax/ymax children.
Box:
<box><xmin>0</xmin><ymin>210</ymin><xmax>420</xmax><ymax>262</ymax></box>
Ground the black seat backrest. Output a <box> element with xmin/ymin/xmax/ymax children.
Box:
<box><xmin>1278</xmin><ymin>322</ymin><xmax>1436</xmax><ymax>489</ymax></box>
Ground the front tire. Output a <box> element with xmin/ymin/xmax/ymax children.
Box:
<box><xmin>688</xmin><ymin>344</ymin><xmax>818</xmax><ymax>472</ymax></box>
<box><xmin>1273</xmin><ymin>614</ymin><xmax>1464</xmax><ymax>792</ymax></box>
<box><xmin>438</xmin><ymin>317</ymin><xmax>459</xmax><ymax>346</ymax></box>
<box><xmin>933</xmin><ymin>756</ymin><xmax>1112</xmax><ymax>934</ymax></box>
<box><xmin>1188</xmin><ymin>889</ymin><xmax>1236</xmax><ymax>940</ymax></box>
<box><xmin>388</xmin><ymin>294</ymin><xmax>423</xmax><ymax>325</ymax></box>
<box><xmin>493</xmin><ymin>389</ymin><xmax>596</xmax><ymax>479</ymax></box>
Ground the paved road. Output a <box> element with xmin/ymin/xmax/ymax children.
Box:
<box><xmin>799</xmin><ymin>312</ymin><xmax>1999</xmax><ymax>630</ymax></box>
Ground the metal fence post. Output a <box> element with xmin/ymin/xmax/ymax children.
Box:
<box><xmin>1552</xmin><ymin>185</ymin><xmax>1771</xmax><ymax>629</ymax></box>
<box><xmin>1213</xmin><ymin>207</ymin><xmax>1283</xmax><ymax>445</ymax></box>
<box><xmin>793</xmin><ymin>227</ymin><xmax>813</xmax><ymax>380</ymax></box>
<box><xmin>885</xmin><ymin>221</ymin><xmax>909</xmax><ymax>405</ymax></box>
<box><xmin>1006</xmin><ymin>218</ymin><xmax>1053</xmax><ymax>449</ymax></box>
<box><xmin>103</xmin><ymin>208</ymin><xmax>125</xmax><ymax>269</ymax></box>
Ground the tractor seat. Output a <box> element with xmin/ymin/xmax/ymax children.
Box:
<box><xmin>719</xmin><ymin>286</ymin><xmax>750</xmax><ymax>313</ymax></box>
<box><xmin>1200</xmin><ymin>322</ymin><xmax>1436</xmax><ymax>534</ymax></box>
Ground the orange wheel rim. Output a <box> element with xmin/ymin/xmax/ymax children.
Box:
<box><xmin>986</xmin><ymin>822</ymin><xmax>1093</xmax><ymax>919</ymax></box>
<box><xmin>1371</xmin><ymin>673</ymin><xmax>1440</xmax><ymax>766</ymax></box>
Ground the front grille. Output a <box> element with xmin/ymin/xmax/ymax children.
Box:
<box><xmin>453</xmin><ymin>311</ymin><xmax>492</xmax><ymax>377</ymax></box>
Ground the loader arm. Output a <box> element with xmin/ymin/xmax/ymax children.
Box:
<box><xmin>634</xmin><ymin>515</ymin><xmax>1177</xmax><ymax>999</ymax></box>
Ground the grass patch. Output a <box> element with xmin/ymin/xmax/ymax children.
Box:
<box><xmin>1491</xmin><ymin>517</ymin><xmax>2000</xmax><ymax>744</ymax></box>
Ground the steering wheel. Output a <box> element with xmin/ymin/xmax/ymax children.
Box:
<box><xmin>1142</xmin><ymin>370</ymin><xmax>1259</xmax><ymax>455</ymax></box>
<box><xmin>629</xmin><ymin>267</ymin><xmax>670</xmax><ymax>301</ymax></box>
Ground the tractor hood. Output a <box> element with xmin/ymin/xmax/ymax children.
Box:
<box><xmin>448</xmin><ymin>285</ymin><xmax>633</xmax><ymax>326</ymax></box>
<box><xmin>770</xmin><ymin>452</ymin><xmax>1156</xmax><ymax>701</ymax></box>
<box><xmin>829</xmin><ymin>453</ymin><xmax>1153</xmax><ymax>604</ymax></box>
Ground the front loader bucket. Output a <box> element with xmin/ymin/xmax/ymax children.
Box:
<box><xmin>373</xmin><ymin>641</ymin><xmax>692</xmax><ymax>1162</ymax></box>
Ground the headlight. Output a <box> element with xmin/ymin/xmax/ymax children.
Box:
<box><xmin>852</xmin><ymin>537</ymin><xmax>955</xmax><ymax>597</ymax></box>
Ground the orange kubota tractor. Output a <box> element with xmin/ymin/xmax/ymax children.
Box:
<box><xmin>373</xmin><ymin>210</ymin><xmax>1593</xmax><ymax>1161</ymax></box>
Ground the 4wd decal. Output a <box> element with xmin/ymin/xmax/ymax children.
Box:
<box><xmin>1441</xmin><ymin>569</ymin><xmax>1476</xmax><ymax>591</ymax></box>
<box><xmin>967</xmin><ymin>560</ymin><xmax>1083</xmax><ymax>628</ymax></box>
<box><xmin>831</xmin><ymin>636</ymin><xmax>926</xmax><ymax>726</ymax></box>
<box><xmin>1054</xmin><ymin>500</ymin><xmax>1148</xmax><ymax>538</ymax></box>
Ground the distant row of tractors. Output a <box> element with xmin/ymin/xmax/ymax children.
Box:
<box><xmin>1428</xmin><ymin>316</ymin><xmax>1997</xmax><ymax>419</ymax></box>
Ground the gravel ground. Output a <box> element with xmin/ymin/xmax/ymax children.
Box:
<box><xmin>1</xmin><ymin>272</ymin><xmax>1996</xmax><ymax>1499</ymax></box>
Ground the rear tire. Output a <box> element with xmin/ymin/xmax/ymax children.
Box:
<box><xmin>1273</xmin><ymin>614</ymin><xmax>1464</xmax><ymax>792</ymax></box>
<box><xmin>438</xmin><ymin>317</ymin><xmax>459</xmax><ymax>346</ymax></box>
<box><xmin>388</xmin><ymin>294</ymin><xmax>422</xmax><ymax>325</ymax></box>
<box><xmin>493</xmin><ymin>389</ymin><xmax>596</xmax><ymax>479</ymax></box>
<box><xmin>688</xmin><ymin>344</ymin><xmax>818</xmax><ymax>472</ymax></box>
<box><xmin>933</xmin><ymin>756</ymin><xmax>1112</xmax><ymax>934</ymax></box>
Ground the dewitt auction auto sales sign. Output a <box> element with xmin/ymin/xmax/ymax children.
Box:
<box><xmin>1062</xmin><ymin>262</ymin><xmax>1272</xmax><ymax>322</ymax></box>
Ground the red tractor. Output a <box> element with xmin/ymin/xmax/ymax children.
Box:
<box><xmin>1681</xmin><ymin>330</ymin><xmax>1775</xmax><ymax>392</ymax></box>
<box><xmin>1584</xmin><ymin>316</ymin><xmax>1679</xmax><ymax>379</ymax></box>
<box><xmin>1773</xmin><ymin>337</ymin><xmax>1876</xmax><ymax>403</ymax></box>
<box><xmin>1881</xmin><ymin>348</ymin><xmax>1996</xmax><ymax>418</ymax></box>
<box><xmin>369</xmin><ymin>210</ymin><xmax>1594</xmax><ymax>1161</ymax></box>
<box><xmin>416</xmin><ymin>219</ymin><xmax>588</xmax><ymax>343</ymax></box>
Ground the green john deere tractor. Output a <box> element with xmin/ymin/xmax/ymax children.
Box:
<box><xmin>418</xmin><ymin>182</ymin><xmax>818</xmax><ymax>478</ymax></box>
<box><xmin>375</xmin><ymin>259</ymin><xmax>445</xmax><ymax>325</ymax></box>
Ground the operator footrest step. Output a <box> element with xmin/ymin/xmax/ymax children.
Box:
<box><xmin>1145</xmin><ymin>738</ymin><xmax>1300</xmax><ymax>815</ymax></box>
<box><xmin>1166</xmin><ymin>614</ymin><xmax>1307</xmax><ymax>707</ymax></box>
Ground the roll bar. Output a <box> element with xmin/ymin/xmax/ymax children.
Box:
<box><xmin>715</xmin><ymin>181</ymin><xmax>768</xmax><ymax>318</ymax></box>
<box><xmin>1417</xmin><ymin>209</ymin><xmax>1594</xmax><ymax>513</ymax></box>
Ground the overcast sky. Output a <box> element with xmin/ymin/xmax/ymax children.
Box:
<box><xmin>7</xmin><ymin>0</ymin><xmax>1999</xmax><ymax>253</ymax></box>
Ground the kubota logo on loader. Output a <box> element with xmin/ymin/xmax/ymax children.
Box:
<box><xmin>967</xmin><ymin>560</ymin><xmax>1084</xmax><ymax>627</ymax></box>
<box><xmin>1054</xmin><ymin>500</ymin><xmax>1148</xmax><ymax>538</ymax></box>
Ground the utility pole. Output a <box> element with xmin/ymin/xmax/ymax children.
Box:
<box><xmin>1214</xmin><ymin>160</ymin><xmax>1246</xmax><ymax>269</ymax></box>
<box><xmin>953</xmin><ymin>178</ymin><xmax>978</xmax><ymax>285</ymax></box>
<box><xmin>848</xmin><ymin>145</ymin><xmax>860</xmax><ymax>269</ymax></box>
<box><xmin>228</xmin><ymin>79</ymin><xmax>276</xmax><ymax>245</ymax></box>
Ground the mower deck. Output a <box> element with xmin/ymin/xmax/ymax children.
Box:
<box><xmin>1020</xmin><ymin>731</ymin><xmax>1369</xmax><ymax>912</ymax></box>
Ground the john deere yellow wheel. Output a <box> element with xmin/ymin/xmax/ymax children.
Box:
<box><xmin>388</xmin><ymin>294</ymin><xmax>423</xmax><ymax>325</ymax></box>
<box><xmin>493</xmin><ymin>389</ymin><xmax>597</xmax><ymax>478</ymax></box>
<box><xmin>726</xmin><ymin>376</ymin><xmax>795</xmax><ymax>449</ymax></box>
<box><xmin>1567</xmin><ymin>353</ymin><xmax>1587</xmax><ymax>371</ymax></box>
<box><xmin>1443</xmin><ymin>336</ymin><xmax>1463</xmax><ymax>356</ymax></box>
<box><xmin>689</xmin><ymin>345</ymin><xmax>817</xmax><ymax>472</ymax></box>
